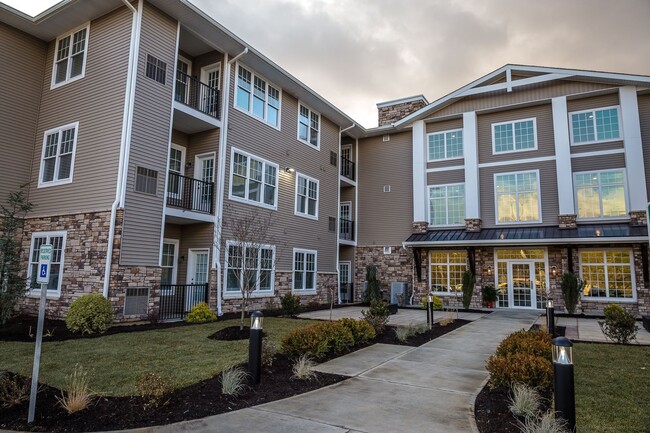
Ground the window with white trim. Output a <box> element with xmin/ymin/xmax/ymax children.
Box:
<box><xmin>574</xmin><ymin>169</ymin><xmax>627</xmax><ymax>220</ymax></box>
<box><xmin>27</xmin><ymin>232</ymin><xmax>66</xmax><ymax>295</ymax></box>
<box><xmin>495</xmin><ymin>171</ymin><xmax>541</xmax><ymax>223</ymax></box>
<box><xmin>52</xmin><ymin>24</ymin><xmax>89</xmax><ymax>88</ymax></box>
<box><xmin>39</xmin><ymin>123</ymin><xmax>78</xmax><ymax>187</ymax></box>
<box><xmin>570</xmin><ymin>106</ymin><xmax>620</xmax><ymax>144</ymax></box>
<box><xmin>298</xmin><ymin>104</ymin><xmax>320</xmax><ymax>147</ymax></box>
<box><xmin>230</xmin><ymin>149</ymin><xmax>278</xmax><ymax>209</ymax></box>
<box><xmin>492</xmin><ymin>118</ymin><xmax>537</xmax><ymax>153</ymax></box>
<box><xmin>427</xmin><ymin>129</ymin><xmax>463</xmax><ymax>161</ymax></box>
<box><xmin>225</xmin><ymin>242</ymin><xmax>275</xmax><ymax>294</ymax></box>
<box><xmin>428</xmin><ymin>184</ymin><xmax>465</xmax><ymax>226</ymax></box>
<box><xmin>145</xmin><ymin>54</ymin><xmax>167</xmax><ymax>85</ymax></box>
<box><xmin>235</xmin><ymin>64</ymin><xmax>280</xmax><ymax>127</ymax></box>
<box><xmin>429</xmin><ymin>251</ymin><xmax>467</xmax><ymax>294</ymax></box>
<box><xmin>295</xmin><ymin>173</ymin><xmax>319</xmax><ymax>219</ymax></box>
<box><xmin>580</xmin><ymin>249</ymin><xmax>634</xmax><ymax>299</ymax></box>
<box><xmin>293</xmin><ymin>248</ymin><xmax>317</xmax><ymax>292</ymax></box>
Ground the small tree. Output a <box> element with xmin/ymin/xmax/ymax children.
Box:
<box><xmin>363</xmin><ymin>264</ymin><xmax>381</xmax><ymax>302</ymax></box>
<box><xmin>561</xmin><ymin>272</ymin><xmax>583</xmax><ymax>314</ymax></box>
<box><xmin>461</xmin><ymin>270</ymin><xmax>475</xmax><ymax>309</ymax></box>
<box><xmin>0</xmin><ymin>186</ymin><xmax>34</xmax><ymax>324</ymax></box>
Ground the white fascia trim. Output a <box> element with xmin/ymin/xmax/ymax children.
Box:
<box><xmin>461</xmin><ymin>73</ymin><xmax>573</xmax><ymax>97</ymax></box>
<box><xmin>619</xmin><ymin>86</ymin><xmax>648</xmax><ymax>210</ymax></box>
<box><xmin>403</xmin><ymin>236</ymin><xmax>648</xmax><ymax>248</ymax></box>
<box><xmin>165</xmin><ymin>207</ymin><xmax>215</xmax><ymax>223</ymax></box>
<box><xmin>478</xmin><ymin>155</ymin><xmax>556</xmax><ymax>169</ymax></box>
<box><xmin>426</xmin><ymin>165</ymin><xmax>465</xmax><ymax>173</ymax></box>
<box><xmin>570</xmin><ymin>148</ymin><xmax>625</xmax><ymax>159</ymax></box>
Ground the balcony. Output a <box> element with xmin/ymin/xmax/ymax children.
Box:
<box><xmin>172</xmin><ymin>71</ymin><xmax>221</xmax><ymax>134</ymax></box>
<box><xmin>165</xmin><ymin>171</ymin><xmax>215</xmax><ymax>224</ymax></box>
<box><xmin>339</xmin><ymin>218</ymin><xmax>355</xmax><ymax>242</ymax></box>
<box><xmin>340</xmin><ymin>156</ymin><xmax>355</xmax><ymax>184</ymax></box>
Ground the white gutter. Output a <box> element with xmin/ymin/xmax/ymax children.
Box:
<box><xmin>103</xmin><ymin>0</ymin><xmax>142</xmax><ymax>297</ymax></box>
<box><xmin>213</xmin><ymin>47</ymin><xmax>249</xmax><ymax>315</ymax></box>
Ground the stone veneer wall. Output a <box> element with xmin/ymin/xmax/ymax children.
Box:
<box><xmin>378</xmin><ymin>99</ymin><xmax>427</xmax><ymax>126</ymax></box>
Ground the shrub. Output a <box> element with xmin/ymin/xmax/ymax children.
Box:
<box><xmin>420</xmin><ymin>295</ymin><xmax>443</xmax><ymax>311</ymax></box>
<box><xmin>338</xmin><ymin>318</ymin><xmax>376</xmax><ymax>344</ymax></box>
<box><xmin>509</xmin><ymin>383</ymin><xmax>541</xmax><ymax>418</ymax></box>
<box><xmin>482</xmin><ymin>285</ymin><xmax>498</xmax><ymax>304</ymax></box>
<box><xmin>221</xmin><ymin>367</ymin><xmax>248</xmax><ymax>396</ymax></box>
<box><xmin>462</xmin><ymin>270</ymin><xmax>475</xmax><ymax>309</ymax></box>
<box><xmin>560</xmin><ymin>273</ymin><xmax>583</xmax><ymax>314</ymax></box>
<box><xmin>136</xmin><ymin>372</ymin><xmax>172</xmax><ymax>410</ymax></box>
<box><xmin>363</xmin><ymin>264</ymin><xmax>381</xmax><ymax>302</ymax></box>
<box><xmin>495</xmin><ymin>329</ymin><xmax>552</xmax><ymax>361</ymax></box>
<box><xmin>261</xmin><ymin>337</ymin><xmax>278</xmax><ymax>367</ymax></box>
<box><xmin>517</xmin><ymin>411</ymin><xmax>568</xmax><ymax>433</ymax></box>
<box><xmin>185</xmin><ymin>302</ymin><xmax>217</xmax><ymax>323</ymax></box>
<box><xmin>599</xmin><ymin>303</ymin><xmax>638</xmax><ymax>344</ymax></box>
<box><xmin>281</xmin><ymin>321</ymin><xmax>354</xmax><ymax>359</ymax></box>
<box><xmin>65</xmin><ymin>293</ymin><xmax>114</xmax><ymax>334</ymax></box>
<box><xmin>291</xmin><ymin>355</ymin><xmax>317</xmax><ymax>381</ymax></box>
<box><xmin>57</xmin><ymin>364</ymin><xmax>93</xmax><ymax>414</ymax></box>
<box><xmin>361</xmin><ymin>299</ymin><xmax>390</xmax><ymax>334</ymax></box>
<box><xmin>486</xmin><ymin>352</ymin><xmax>553</xmax><ymax>391</ymax></box>
<box><xmin>394</xmin><ymin>327</ymin><xmax>412</xmax><ymax>342</ymax></box>
<box><xmin>319</xmin><ymin>322</ymin><xmax>355</xmax><ymax>354</ymax></box>
<box><xmin>280</xmin><ymin>293</ymin><xmax>301</xmax><ymax>317</ymax></box>
<box><xmin>0</xmin><ymin>372</ymin><xmax>30</xmax><ymax>408</ymax></box>
<box><xmin>439</xmin><ymin>317</ymin><xmax>455</xmax><ymax>326</ymax></box>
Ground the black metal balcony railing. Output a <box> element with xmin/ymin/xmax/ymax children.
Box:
<box><xmin>166</xmin><ymin>171</ymin><xmax>215</xmax><ymax>214</ymax></box>
<box><xmin>159</xmin><ymin>283</ymin><xmax>209</xmax><ymax>320</ymax></box>
<box><xmin>340</xmin><ymin>156</ymin><xmax>355</xmax><ymax>181</ymax></box>
<box><xmin>175</xmin><ymin>71</ymin><xmax>220</xmax><ymax>119</ymax></box>
<box><xmin>339</xmin><ymin>218</ymin><xmax>354</xmax><ymax>241</ymax></box>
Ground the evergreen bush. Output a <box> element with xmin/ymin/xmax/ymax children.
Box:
<box><xmin>560</xmin><ymin>272</ymin><xmax>583</xmax><ymax>314</ymax></box>
<box><xmin>599</xmin><ymin>303</ymin><xmax>638</xmax><ymax>344</ymax></box>
<box><xmin>280</xmin><ymin>293</ymin><xmax>301</xmax><ymax>317</ymax></box>
<box><xmin>65</xmin><ymin>293</ymin><xmax>114</xmax><ymax>334</ymax></box>
<box><xmin>185</xmin><ymin>302</ymin><xmax>217</xmax><ymax>323</ymax></box>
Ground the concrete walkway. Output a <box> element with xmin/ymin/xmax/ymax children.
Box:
<box><xmin>533</xmin><ymin>315</ymin><xmax>650</xmax><ymax>344</ymax></box>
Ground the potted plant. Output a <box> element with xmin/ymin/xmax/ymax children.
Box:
<box><xmin>482</xmin><ymin>285</ymin><xmax>497</xmax><ymax>308</ymax></box>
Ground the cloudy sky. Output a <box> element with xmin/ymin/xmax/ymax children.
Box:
<box><xmin>5</xmin><ymin>0</ymin><xmax>650</xmax><ymax>127</ymax></box>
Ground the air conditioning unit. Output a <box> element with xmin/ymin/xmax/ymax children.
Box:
<box><xmin>390</xmin><ymin>282</ymin><xmax>408</xmax><ymax>305</ymax></box>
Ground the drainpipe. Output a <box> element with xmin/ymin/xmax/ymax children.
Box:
<box><xmin>213</xmin><ymin>47</ymin><xmax>248</xmax><ymax>315</ymax></box>
<box><xmin>103</xmin><ymin>0</ymin><xmax>142</xmax><ymax>297</ymax></box>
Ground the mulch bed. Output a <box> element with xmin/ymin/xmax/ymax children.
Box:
<box><xmin>376</xmin><ymin>320</ymin><xmax>470</xmax><ymax>346</ymax></box>
<box><xmin>474</xmin><ymin>384</ymin><xmax>552</xmax><ymax>433</ymax></box>
<box><xmin>208</xmin><ymin>325</ymin><xmax>258</xmax><ymax>341</ymax></box>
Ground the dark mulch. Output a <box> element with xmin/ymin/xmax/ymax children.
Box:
<box><xmin>474</xmin><ymin>384</ymin><xmax>553</xmax><ymax>433</ymax></box>
<box><xmin>375</xmin><ymin>320</ymin><xmax>470</xmax><ymax>346</ymax></box>
<box><xmin>530</xmin><ymin>323</ymin><xmax>567</xmax><ymax>337</ymax></box>
<box><xmin>208</xmin><ymin>325</ymin><xmax>258</xmax><ymax>341</ymax></box>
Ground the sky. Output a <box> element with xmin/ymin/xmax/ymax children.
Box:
<box><xmin>4</xmin><ymin>0</ymin><xmax>650</xmax><ymax>128</ymax></box>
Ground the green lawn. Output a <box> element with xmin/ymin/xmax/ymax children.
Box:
<box><xmin>575</xmin><ymin>343</ymin><xmax>650</xmax><ymax>433</ymax></box>
<box><xmin>0</xmin><ymin>318</ymin><xmax>310</xmax><ymax>397</ymax></box>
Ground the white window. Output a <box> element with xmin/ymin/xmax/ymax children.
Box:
<box><xmin>295</xmin><ymin>173</ymin><xmax>319</xmax><ymax>219</ymax></box>
<box><xmin>298</xmin><ymin>103</ymin><xmax>320</xmax><ymax>148</ymax></box>
<box><xmin>429</xmin><ymin>251</ymin><xmax>467</xmax><ymax>294</ymax></box>
<box><xmin>495</xmin><ymin>170</ymin><xmax>541</xmax><ymax>224</ymax></box>
<box><xmin>574</xmin><ymin>169</ymin><xmax>627</xmax><ymax>220</ymax></box>
<box><xmin>427</xmin><ymin>129</ymin><xmax>463</xmax><ymax>161</ymax></box>
<box><xmin>570</xmin><ymin>106</ymin><xmax>621</xmax><ymax>145</ymax></box>
<box><xmin>580</xmin><ymin>250</ymin><xmax>635</xmax><ymax>300</ymax></box>
<box><xmin>492</xmin><ymin>118</ymin><xmax>537</xmax><ymax>154</ymax></box>
<box><xmin>428</xmin><ymin>183</ymin><xmax>465</xmax><ymax>226</ymax></box>
<box><xmin>235</xmin><ymin>64</ymin><xmax>280</xmax><ymax>128</ymax></box>
<box><xmin>293</xmin><ymin>248</ymin><xmax>317</xmax><ymax>292</ymax></box>
<box><xmin>225</xmin><ymin>242</ymin><xmax>275</xmax><ymax>295</ymax></box>
<box><xmin>27</xmin><ymin>232</ymin><xmax>66</xmax><ymax>296</ymax></box>
<box><xmin>39</xmin><ymin>122</ymin><xmax>78</xmax><ymax>187</ymax></box>
<box><xmin>229</xmin><ymin>148</ymin><xmax>278</xmax><ymax>209</ymax></box>
<box><xmin>51</xmin><ymin>24</ymin><xmax>89</xmax><ymax>88</ymax></box>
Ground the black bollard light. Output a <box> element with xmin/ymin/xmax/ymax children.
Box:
<box><xmin>546</xmin><ymin>298</ymin><xmax>555</xmax><ymax>337</ymax></box>
<box><xmin>427</xmin><ymin>293</ymin><xmax>434</xmax><ymax>330</ymax></box>
<box><xmin>248</xmin><ymin>311</ymin><xmax>263</xmax><ymax>385</ymax></box>
<box><xmin>552</xmin><ymin>336</ymin><xmax>576</xmax><ymax>432</ymax></box>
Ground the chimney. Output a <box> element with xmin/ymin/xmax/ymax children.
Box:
<box><xmin>377</xmin><ymin>95</ymin><xmax>428</xmax><ymax>126</ymax></box>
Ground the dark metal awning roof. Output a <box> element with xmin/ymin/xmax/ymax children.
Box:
<box><xmin>404</xmin><ymin>223</ymin><xmax>648</xmax><ymax>247</ymax></box>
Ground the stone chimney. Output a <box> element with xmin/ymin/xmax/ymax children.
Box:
<box><xmin>377</xmin><ymin>95</ymin><xmax>428</xmax><ymax>126</ymax></box>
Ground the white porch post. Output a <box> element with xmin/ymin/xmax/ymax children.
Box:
<box><xmin>552</xmin><ymin>96</ymin><xmax>575</xmax><ymax>215</ymax></box>
<box><xmin>412</xmin><ymin>120</ymin><xmax>427</xmax><ymax>222</ymax></box>
<box><xmin>463</xmin><ymin>112</ymin><xmax>479</xmax><ymax>219</ymax></box>
<box><xmin>620</xmin><ymin>86</ymin><xmax>647</xmax><ymax>212</ymax></box>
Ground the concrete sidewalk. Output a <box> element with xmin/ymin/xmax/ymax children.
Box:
<box><xmin>533</xmin><ymin>315</ymin><xmax>650</xmax><ymax>344</ymax></box>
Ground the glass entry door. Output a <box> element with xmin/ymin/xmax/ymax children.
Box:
<box><xmin>508</xmin><ymin>261</ymin><xmax>536</xmax><ymax>308</ymax></box>
<box><xmin>186</xmin><ymin>249</ymin><xmax>209</xmax><ymax>311</ymax></box>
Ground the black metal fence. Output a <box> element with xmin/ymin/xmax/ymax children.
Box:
<box><xmin>159</xmin><ymin>283</ymin><xmax>209</xmax><ymax>321</ymax></box>
<box><xmin>175</xmin><ymin>71</ymin><xmax>220</xmax><ymax>119</ymax></box>
<box><xmin>339</xmin><ymin>218</ymin><xmax>354</xmax><ymax>241</ymax></box>
<box><xmin>166</xmin><ymin>171</ymin><xmax>214</xmax><ymax>214</ymax></box>
<box><xmin>340</xmin><ymin>156</ymin><xmax>355</xmax><ymax>181</ymax></box>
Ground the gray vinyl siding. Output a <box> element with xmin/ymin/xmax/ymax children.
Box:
<box><xmin>566</xmin><ymin>92</ymin><xmax>619</xmax><ymax>113</ymax></box>
<box><xmin>26</xmin><ymin>6</ymin><xmax>132</xmax><ymax>217</ymax></box>
<box><xmin>479</xmin><ymin>160</ymin><xmax>558</xmax><ymax>228</ymax></box>
<box><xmin>120</xmin><ymin>2</ymin><xmax>177</xmax><ymax>266</ymax></box>
<box><xmin>162</xmin><ymin>222</ymin><xmax>213</xmax><ymax>284</ymax></box>
<box><xmin>357</xmin><ymin>131</ymin><xmax>413</xmax><ymax>246</ymax></box>
<box><xmin>477</xmin><ymin>104</ymin><xmax>554</xmax><ymax>164</ymax></box>
<box><xmin>427</xmin><ymin>169</ymin><xmax>465</xmax><ymax>185</ymax></box>
<box><xmin>0</xmin><ymin>23</ymin><xmax>45</xmax><ymax>200</ymax></box>
<box><xmin>571</xmin><ymin>154</ymin><xmax>626</xmax><ymax>173</ymax></box>
<box><xmin>638</xmin><ymin>94</ymin><xmax>650</xmax><ymax>201</ymax></box>
<box><xmin>223</xmin><ymin>64</ymin><xmax>340</xmax><ymax>272</ymax></box>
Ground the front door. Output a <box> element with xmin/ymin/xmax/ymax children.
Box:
<box><xmin>193</xmin><ymin>154</ymin><xmax>215</xmax><ymax>212</ymax></box>
<box><xmin>167</xmin><ymin>144</ymin><xmax>185</xmax><ymax>200</ymax></box>
<box><xmin>175</xmin><ymin>57</ymin><xmax>191</xmax><ymax>104</ymax></box>
<box><xmin>200</xmin><ymin>63</ymin><xmax>220</xmax><ymax>116</ymax></box>
<box><xmin>340</xmin><ymin>202</ymin><xmax>351</xmax><ymax>240</ymax></box>
<box><xmin>508</xmin><ymin>261</ymin><xmax>536</xmax><ymax>308</ymax></box>
<box><xmin>186</xmin><ymin>249</ymin><xmax>209</xmax><ymax>311</ymax></box>
<box><xmin>339</xmin><ymin>261</ymin><xmax>351</xmax><ymax>302</ymax></box>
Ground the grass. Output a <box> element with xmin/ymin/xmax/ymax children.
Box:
<box><xmin>0</xmin><ymin>317</ymin><xmax>311</xmax><ymax>397</ymax></box>
<box><xmin>575</xmin><ymin>343</ymin><xmax>650</xmax><ymax>433</ymax></box>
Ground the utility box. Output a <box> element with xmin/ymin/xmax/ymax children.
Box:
<box><xmin>390</xmin><ymin>282</ymin><xmax>408</xmax><ymax>305</ymax></box>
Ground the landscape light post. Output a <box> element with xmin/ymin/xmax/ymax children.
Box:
<box><xmin>248</xmin><ymin>311</ymin><xmax>263</xmax><ymax>385</ymax></box>
<box><xmin>427</xmin><ymin>294</ymin><xmax>434</xmax><ymax>330</ymax></box>
<box><xmin>552</xmin><ymin>336</ymin><xmax>576</xmax><ymax>432</ymax></box>
<box><xmin>546</xmin><ymin>298</ymin><xmax>555</xmax><ymax>337</ymax></box>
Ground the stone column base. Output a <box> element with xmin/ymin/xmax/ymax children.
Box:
<box><xmin>412</xmin><ymin>221</ymin><xmax>428</xmax><ymax>234</ymax></box>
<box><xmin>629</xmin><ymin>210</ymin><xmax>647</xmax><ymax>227</ymax></box>
<box><xmin>464</xmin><ymin>218</ymin><xmax>481</xmax><ymax>232</ymax></box>
<box><xmin>559</xmin><ymin>214</ymin><xmax>577</xmax><ymax>229</ymax></box>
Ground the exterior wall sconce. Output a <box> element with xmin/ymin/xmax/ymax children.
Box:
<box><xmin>284</xmin><ymin>167</ymin><xmax>295</xmax><ymax>173</ymax></box>
<box><xmin>185</xmin><ymin>162</ymin><xmax>192</xmax><ymax>169</ymax></box>
<box><xmin>487</xmin><ymin>265</ymin><xmax>492</xmax><ymax>276</ymax></box>
<box><xmin>551</xmin><ymin>266</ymin><xmax>557</xmax><ymax>276</ymax></box>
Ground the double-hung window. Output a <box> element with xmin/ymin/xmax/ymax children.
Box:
<box><xmin>39</xmin><ymin>122</ymin><xmax>78</xmax><ymax>187</ymax></box>
<box><xmin>574</xmin><ymin>170</ymin><xmax>627</xmax><ymax>220</ymax></box>
<box><xmin>235</xmin><ymin>64</ymin><xmax>280</xmax><ymax>128</ymax></box>
<box><xmin>225</xmin><ymin>242</ymin><xmax>275</xmax><ymax>295</ymax></box>
<box><xmin>428</xmin><ymin>184</ymin><xmax>465</xmax><ymax>226</ymax></box>
<box><xmin>295</xmin><ymin>173</ymin><xmax>319</xmax><ymax>219</ymax></box>
<box><xmin>580</xmin><ymin>250</ymin><xmax>634</xmax><ymax>299</ymax></box>
<box><xmin>570</xmin><ymin>107</ymin><xmax>620</xmax><ymax>144</ymax></box>
<box><xmin>495</xmin><ymin>170</ymin><xmax>541</xmax><ymax>223</ymax></box>
<box><xmin>298</xmin><ymin>104</ymin><xmax>320</xmax><ymax>148</ymax></box>
<box><xmin>293</xmin><ymin>248</ymin><xmax>317</xmax><ymax>292</ymax></box>
<box><xmin>28</xmin><ymin>232</ymin><xmax>66</xmax><ymax>295</ymax></box>
<box><xmin>230</xmin><ymin>149</ymin><xmax>278</xmax><ymax>209</ymax></box>
<box><xmin>427</xmin><ymin>129</ymin><xmax>463</xmax><ymax>161</ymax></box>
<box><xmin>429</xmin><ymin>251</ymin><xmax>467</xmax><ymax>294</ymax></box>
<box><xmin>52</xmin><ymin>24</ymin><xmax>89</xmax><ymax>88</ymax></box>
<box><xmin>492</xmin><ymin>118</ymin><xmax>537</xmax><ymax>153</ymax></box>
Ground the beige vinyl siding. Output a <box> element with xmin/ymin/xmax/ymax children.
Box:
<box><xmin>171</xmin><ymin>129</ymin><xmax>189</xmax><ymax>146</ymax></box>
<box><xmin>566</xmin><ymin>92</ymin><xmax>619</xmax><ymax>112</ymax></box>
<box><xmin>427</xmin><ymin>169</ymin><xmax>465</xmax><ymax>185</ymax></box>
<box><xmin>479</xmin><ymin>160</ymin><xmax>558</xmax><ymax>228</ymax></box>
<box><xmin>178</xmin><ymin>223</ymin><xmax>213</xmax><ymax>284</ymax></box>
<box><xmin>571</xmin><ymin>154</ymin><xmax>626</xmax><ymax>172</ymax></box>
<box><xmin>638</xmin><ymin>94</ymin><xmax>650</xmax><ymax>201</ymax></box>
<box><xmin>120</xmin><ymin>3</ymin><xmax>177</xmax><ymax>266</ymax></box>
<box><xmin>27</xmin><ymin>6</ymin><xmax>132</xmax><ymax>217</ymax></box>
<box><xmin>425</xmin><ymin>118</ymin><xmax>463</xmax><ymax>134</ymax></box>
<box><xmin>570</xmin><ymin>141</ymin><xmax>624</xmax><ymax>154</ymax></box>
<box><xmin>223</xmin><ymin>66</ymin><xmax>340</xmax><ymax>272</ymax></box>
<box><xmin>357</xmin><ymin>131</ymin><xmax>413</xmax><ymax>246</ymax></box>
<box><xmin>164</xmin><ymin>223</ymin><xmax>181</xmax><ymax>239</ymax></box>
<box><xmin>426</xmin><ymin>159</ymin><xmax>465</xmax><ymax>170</ymax></box>
<box><xmin>0</xmin><ymin>23</ymin><xmax>45</xmax><ymax>199</ymax></box>
<box><xmin>477</xmin><ymin>104</ymin><xmax>554</xmax><ymax>164</ymax></box>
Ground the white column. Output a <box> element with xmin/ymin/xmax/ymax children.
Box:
<box><xmin>412</xmin><ymin>120</ymin><xmax>427</xmax><ymax>222</ymax></box>
<box><xmin>463</xmin><ymin>112</ymin><xmax>479</xmax><ymax>218</ymax></box>
<box><xmin>620</xmin><ymin>86</ymin><xmax>648</xmax><ymax>211</ymax></box>
<box><xmin>552</xmin><ymin>96</ymin><xmax>575</xmax><ymax>215</ymax></box>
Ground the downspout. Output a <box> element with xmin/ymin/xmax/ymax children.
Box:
<box><xmin>103</xmin><ymin>0</ymin><xmax>142</xmax><ymax>297</ymax></box>
<box><xmin>213</xmin><ymin>47</ymin><xmax>248</xmax><ymax>315</ymax></box>
<box><xmin>336</xmin><ymin>123</ymin><xmax>355</xmax><ymax>304</ymax></box>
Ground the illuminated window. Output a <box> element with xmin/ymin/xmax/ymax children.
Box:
<box><xmin>580</xmin><ymin>250</ymin><xmax>634</xmax><ymax>299</ymax></box>
<box><xmin>429</xmin><ymin>251</ymin><xmax>467</xmax><ymax>294</ymax></box>
<box><xmin>575</xmin><ymin>170</ymin><xmax>627</xmax><ymax>219</ymax></box>
<box><xmin>495</xmin><ymin>171</ymin><xmax>540</xmax><ymax>223</ymax></box>
<box><xmin>428</xmin><ymin>184</ymin><xmax>465</xmax><ymax>226</ymax></box>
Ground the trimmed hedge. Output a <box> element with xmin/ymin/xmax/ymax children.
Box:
<box><xmin>495</xmin><ymin>329</ymin><xmax>552</xmax><ymax>360</ymax></box>
<box><xmin>281</xmin><ymin>319</ymin><xmax>373</xmax><ymax>359</ymax></box>
<box><xmin>339</xmin><ymin>318</ymin><xmax>376</xmax><ymax>344</ymax></box>
<box><xmin>486</xmin><ymin>352</ymin><xmax>553</xmax><ymax>390</ymax></box>
<box><xmin>65</xmin><ymin>293</ymin><xmax>114</xmax><ymax>334</ymax></box>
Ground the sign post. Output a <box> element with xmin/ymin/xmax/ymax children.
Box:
<box><xmin>27</xmin><ymin>244</ymin><xmax>52</xmax><ymax>424</ymax></box>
